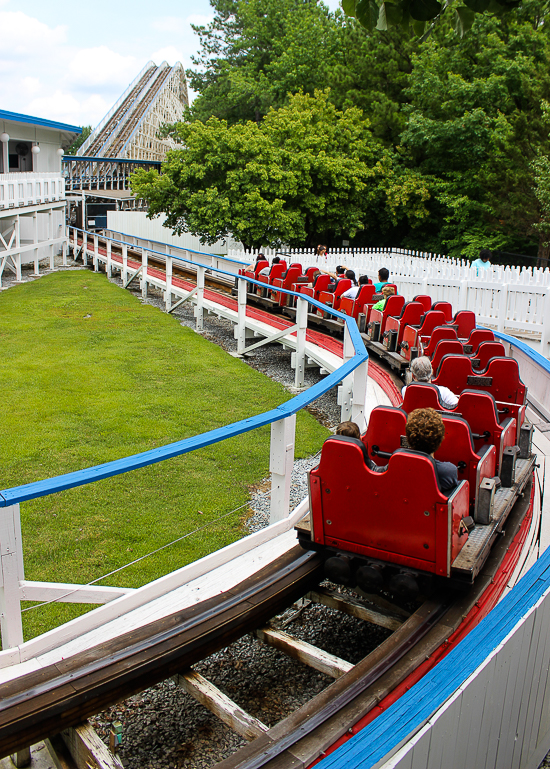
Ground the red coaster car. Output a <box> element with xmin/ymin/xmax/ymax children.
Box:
<box><xmin>307</xmin><ymin>436</ymin><xmax>470</xmax><ymax>579</ymax></box>
<box><xmin>432</xmin><ymin>355</ymin><xmax>526</xmax><ymax>440</ymax></box>
<box><xmin>270</xmin><ymin>266</ymin><xmax>303</xmax><ymax>307</ymax></box>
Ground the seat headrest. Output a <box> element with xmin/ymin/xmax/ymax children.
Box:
<box><xmin>323</xmin><ymin>435</ymin><xmax>369</xmax><ymax>464</ymax></box>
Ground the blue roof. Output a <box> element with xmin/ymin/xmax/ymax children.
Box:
<box><xmin>0</xmin><ymin>110</ymin><xmax>82</xmax><ymax>134</ymax></box>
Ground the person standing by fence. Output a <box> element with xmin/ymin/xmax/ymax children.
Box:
<box><xmin>471</xmin><ymin>249</ymin><xmax>492</xmax><ymax>276</ymax></box>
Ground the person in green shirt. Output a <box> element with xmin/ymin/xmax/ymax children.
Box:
<box><xmin>372</xmin><ymin>284</ymin><xmax>395</xmax><ymax>311</ymax></box>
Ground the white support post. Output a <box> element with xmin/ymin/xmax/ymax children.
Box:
<box><xmin>195</xmin><ymin>265</ymin><xmax>205</xmax><ymax>331</ymax></box>
<box><xmin>338</xmin><ymin>325</ymin><xmax>355</xmax><ymax>422</ymax></box>
<box><xmin>141</xmin><ymin>250</ymin><xmax>148</xmax><ymax>298</ymax></box>
<box><xmin>49</xmin><ymin>209</ymin><xmax>54</xmax><ymax>270</ymax></box>
<box><xmin>236</xmin><ymin>277</ymin><xmax>248</xmax><ymax>354</ymax></box>
<box><xmin>106</xmin><ymin>239</ymin><xmax>112</xmax><ymax>278</ymax></box>
<box><xmin>62</xmin><ymin>238</ymin><xmax>68</xmax><ymax>267</ymax></box>
<box><xmin>497</xmin><ymin>284</ymin><xmax>508</xmax><ymax>333</ymax></box>
<box><xmin>82</xmin><ymin>232</ymin><xmax>88</xmax><ymax>266</ymax></box>
<box><xmin>32</xmin><ymin>212</ymin><xmax>39</xmax><ymax>276</ymax></box>
<box><xmin>0</xmin><ymin>504</ymin><xmax>25</xmax><ymax>649</ymax></box>
<box><xmin>294</xmin><ymin>296</ymin><xmax>308</xmax><ymax>389</ymax></box>
<box><xmin>165</xmin><ymin>255</ymin><xmax>173</xmax><ymax>311</ymax></box>
<box><xmin>269</xmin><ymin>414</ymin><xmax>296</xmax><ymax>524</ymax></box>
<box><xmin>72</xmin><ymin>227</ymin><xmax>77</xmax><ymax>258</ymax></box>
<box><xmin>122</xmin><ymin>243</ymin><xmax>128</xmax><ymax>285</ymax></box>
<box><xmin>351</xmin><ymin>354</ymin><xmax>369</xmax><ymax>432</ymax></box>
<box><xmin>93</xmin><ymin>233</ymin><xmax>99</xmax><ymax>272</ymax></box>
<box><xmin>541</xmin><ymin>288</ymin><xmax>550</xmax><ymax>359</ymax></box>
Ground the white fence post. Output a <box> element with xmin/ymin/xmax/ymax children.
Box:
<box><xmin>541</xmin><ymin>288</ymin><xmax>550</xmax><ymax>359</ymax></box>
<box><xmin>49</xmin><ymin>209</ymin><xmax>54</xmax><ymax>270</ymax></box>
<box><xmin>0</xmin><ymin>504</ymin><xmax>24</xmax><ymax>649</ymax></box>
<box><xmin>141</xmin><ymin>249</ymin><xmax>148</xmax><ymax>298</ymax></box>
<box><xmin>497</xmin><ymin>284</ymin><xmax>509</xmax><ymax>333</ymax></box>
<box><xmin>165</xmin><ymin>255</ymin><xmax>172</xmax><ymax>311</ymax></box>
<box><xmin>294</xmin><ymin>296</ymin><xmax>308</xmax><ymax>389</ymax></box>
<box><xmin>106</xmin><ymin>239</ymin><xmax>112</xmax><ymax>278</ymax></box>
<box><xmin>93</xmin><ymin>233</ymin><xmax>99</xmax><ymax>272</ymax></box>
<box><xmin>121</xmin><ymin>243</ymin><xmax>128</xmax><ymax>284</ymax></box>
<box><xmin>269</xmin><ymin>414</ymin><xmax>296</xmax><ymax>524</ymax></box>
<box><xmin>195</xmin><ymin>265</ymin><xmax>205</xmax><ymax>331</ymax></box>
<box><xmin>236</xmin><ymin>277</ymin><xmax>247</xmax><ymax>354</ymax></box>
<box><xmin>351</xmin><ymin>354</ymin><xmax>369</xmax><ymax>432</ymax></box>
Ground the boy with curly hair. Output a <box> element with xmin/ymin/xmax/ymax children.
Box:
<box><xmin>406</xmin><ymin>408</ymin><xmax>458</xmax><ymax>492</ymax></box>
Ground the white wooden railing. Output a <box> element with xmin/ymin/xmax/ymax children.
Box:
<box><xmin>0</xmin><ymin>172</ymin><xmax>65</xmax><ymax>210</ymax></box>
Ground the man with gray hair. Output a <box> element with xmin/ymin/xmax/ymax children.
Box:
<box><xmin>401</xmin><ymin>356</ymin><xmax>458</xmax><ymax>410</ymax></box>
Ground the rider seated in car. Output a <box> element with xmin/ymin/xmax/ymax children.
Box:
<box><xmin>406</xmin><ymin>408</ymin><xmax>458</xmax><ymax>492</ymax></box>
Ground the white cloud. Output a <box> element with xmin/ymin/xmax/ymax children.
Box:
<box><xmin>66</xmin><ymin>46</ymin><xmax>139</xmax><ymax>89</ymax></box>
<box><xmin>150</xmin><ymin>47</ymin><xmax>185</xmax><ymax>67</ymax></box>
<box><xmin>0</xmin><ymin>12</ymin><xmax>66</xmax><ymax>58</ymax></box>
<box><xmin>21</xmin><ymin>77</ymin><xmax>41</xmax><ymax>97</ymax></box>
<box><xmin>0</xmin><ymin>5</ymin><xmax>202</xmax><ymax>129</ymax></box>
<box><xmin>27</xmin><ymin>90</ymin><xmax>109</xmax><ymax>127</ymax></box>
<box><xmin>187</xmin><ymin>13</ymin><xmax>214</xmax><ymax>26</ymax></box>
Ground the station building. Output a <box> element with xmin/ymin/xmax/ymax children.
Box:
<box><xmin>0</xmin><ymin>110</ymin><xmax>81</xmax><ymax>286</ymax></box>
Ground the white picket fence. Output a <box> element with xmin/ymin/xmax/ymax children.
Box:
<box><xmin>229</xmin><ymin>247</ymin><xmax>550</xmax><ymax>356</ymax></box>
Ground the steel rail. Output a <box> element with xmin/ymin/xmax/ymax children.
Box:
<box><xmin>0</xmin><ymin>548</ymin><xmax>324</xmax><ymax>757</ymax></box>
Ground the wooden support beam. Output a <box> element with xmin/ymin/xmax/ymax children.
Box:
<box><xmin>173</xmin><ymin>670</ymin><xmax>268</xmax><ymax>741</ymax></box>
<box><xmin>61</xmin><ymin>721</ymin><xmax>123</xmax><ymax>769</ymax></box>
<box><xmin>255</xmin><ymin>626</ymin><xmax>353</xmax><ymax>678</ymax></box>
<box><xmin>306</xmin><ymin>587</ymin><xmax>406</xmax><ymax>631</ymax></box>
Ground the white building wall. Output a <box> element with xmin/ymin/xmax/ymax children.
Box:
<box><xmin>106</xmin><ymin>210</ymin><xmax>243</xmax><ymax>255</ymax></box>
<box><xmin>0</xmin><ymin>120</ymin><xmax>66</xmax><ymax>175</ymax></box>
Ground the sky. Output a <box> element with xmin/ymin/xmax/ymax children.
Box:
<box><xmin>0</xmin><ymin>0</ymin><xmax>341</xmax><ymax>129</ymax></box>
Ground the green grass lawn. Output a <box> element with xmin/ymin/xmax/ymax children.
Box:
<box><xmin>0</xmin><ymin>271</ymin><xmax>328</xmax><ymax>640</ymax></box>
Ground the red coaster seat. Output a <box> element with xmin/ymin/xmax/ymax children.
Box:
<box><xmin>361</xmin><ymin>406</ymin><xmax>408</xmax><ymax>468</ymax></box>
<box><xmin>382</xmin><ymin>301</ymin><xmax>424</xmax><ymax>352</ymax></box>
<box><xmin>365</xmin><ymin>295</ymin><xmax>406</xmax><ymax>341</ymax></box>
<box><xmin>400</xmin><ymin>311</ymin><xmax>448</xmax><ymax>361</ymax></box>
<box><xmin>339</xmin><ymin>284</ymin><xmax>376</xmax><ymax>320</ymax></box>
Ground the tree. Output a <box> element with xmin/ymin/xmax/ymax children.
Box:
<box><xmin>65</xmin><ymin>126</ymin><xmax>92</xmax><ymax>155</ymax></box>
<box><xmin>532</xmin><ymin>101</ymin><xmax>550</xmax><ymax>265</ymax></box>
<box><xmin>188</xmin><ymin>0</ymin><xmax>341</xmax><ymax>125</ymax></box>
<box><xmin>326</xmin><ymin>21</ymin><xmax>416</xmax><ymax>145</ymax></box>
<box><xmin>131</xmin><ymin>91</ymin><xmax>391</xmax><ymax>250</ymax></box>
<box><xmin>341</xmin><ymin>0</ymin><xmax>525</xmax><ymax>40</ymax></box>
<box><xmin>395</xmin><ymin>3</ymin><xmax>550</xmax><ymax>257</ymax></box>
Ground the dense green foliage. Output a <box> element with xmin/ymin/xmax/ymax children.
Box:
<box><xmin>135</xmin><ymin>0</ymin><xmax>550</xmax><ymax>260</ymax></box>
<box><xmin>0</xmin><ymin>272</ymin><xmax>328</xmax><ymax>639</ymax></box>
<box><xmin>342</xmin><ymin>0</ymin><xmax>523</xmax><ymax>40</ymax></box>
